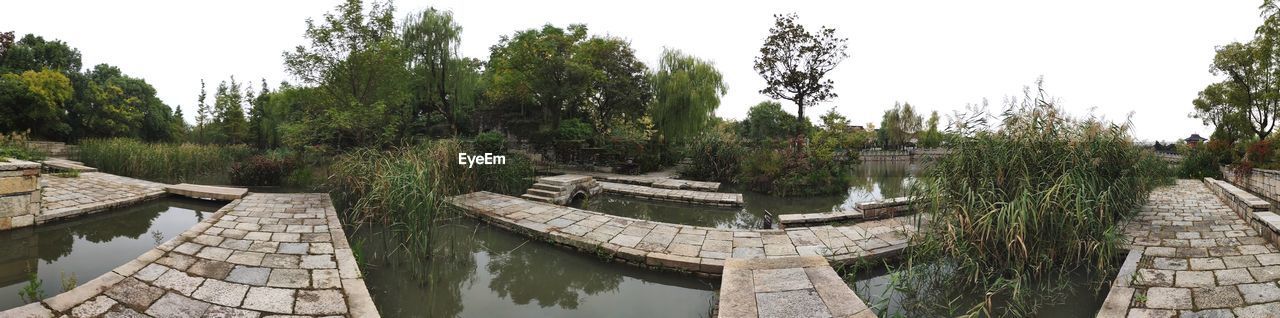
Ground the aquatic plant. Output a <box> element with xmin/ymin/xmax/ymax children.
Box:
<box><xmin>77</xmin><ymin>138</ymin><xmax>253</xmax><ymax>183</ymax></box>
<box><xmin>60</xmin><ymin>271</ymin><xmax>77</xmax><ymax>293</ymax></box>
<box><xmin>327</xmin><ymin>139</ymin><xmax>534</xmax><ymax>251</ymax></box>
<box><xmin>898</xmin><ymin>81</ymin><xmax>1173</xmax><ymax>316</ymax></box>
<box><xmin>18</xmin><ymin>270</ymin><xmax>43</xmax><ymax>304</ymax></box>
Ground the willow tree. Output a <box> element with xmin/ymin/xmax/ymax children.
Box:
<box><xmin>753</xmin><ymin>13</ymin><xmax>848</xmax><ymax>136</ymax></box>
<box><xmin>649</xmin><ymin>48</ymin><xmax>727</xmax><ymax>143</ymax></box>
<box><xmin>402</xmin><ymin>7</ymin><xmax>466</xmax><ymax>134</ymax></box>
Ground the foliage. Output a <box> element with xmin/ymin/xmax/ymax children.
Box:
<box><xmin>754</xmin><ymin>13</ymin><xmax>848</xmax><ymax>136</ymax></box>
<box><xmin>738</xmin><ymin>101</ymin><xmax>808</xmax><ymax>141</ymax></box>
<box><xmin>557</xmin><ymin>118</ymin><xmax>594</xmax><ymax>141</ymax></box>
<box><xmin>402</xmin><ymin>8</ymin><xmax>482</xmax><ymax>135</ymax></box>
<box><xmin>576</xmin><ymin>37</ymin><xmax>653</xmax><ymax>133</ymax></box>
<box><xmin>899</xmin><ymin>82</ymin><xmax>1172</xmax><ymax>316</ymax></box>
<box><xmin>326</xmin><ymin>139</ymin><xmax>534</xmax><ymax>250</ymax></box>
<box><xmin>1191</xmin><ymin>2</ymin><xmax>1280</xmax><ymax>141</ymax></box>
<box><xmin>739</xmin><ymin>143</ymin><xmax>855</xmax><ymax>196</ymax></box>
<box><xmin>879</xmin><ymin>102</ymin><xmax>923</xmax><ymax>149</ymax></box>
<box><xmin>484</xmin><ymin>24</ymin><xmax>591</xmax><ymax>139</ymax></box>
<box><xmin>812</xmin><ymin>107</ymin><xmax>868</xmax><ymax>155</ymax></box>
<box><xmin>649</xmin><ymin>48</ymin><xmax>727</xmax><ymax>144</ymax></box>
<box><xmin>0</xmin><ymin>33</ymin><xmax>182</xmax><ymax>142</ymax></box>
<box><xmin>18</xmin><ymin>270</ymin><xmax>43</xmax><ymax>304</ymax></box>
<box><xmin>473</xmin><ymin>131</ymin><xmax>507</xmax><ymax>154</ymax></box>
<box><xmin>917</xmin><ymin>111</ymin><xmax>944</xmax><ymax>148</ymax></box>
<box><xmin>282</xmin><ymin>0</ymin><xmax>411</xmax><ymax>149</ymax></box>
<box><xmin>229</xmin><ymin>154</ymin><xmax>298</xmax><ymax>186</ymax></box>
<box><xmin>0</xmin><ymin>132</ymin><xmax>45</xmax><ymax>161</ymax></box>
<box><xmin>1179</xmin><ymin>142</ymin><xmax>1229</xmax><ymax>179</ymax></box>
<box><xmin>679</xmin><ymin>131</ymin><xmax>745</xmax><ymax>182</ymax></box>
<box><xmin>78</xmin><ymin>138</ymin><xmax>253</xmax><ymax>183</ymax></box>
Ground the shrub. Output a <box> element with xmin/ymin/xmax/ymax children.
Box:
<box><xmin>739</xmin><ymin>140</ymin><xmax>856</xmax><ymax>196</ymax></box>
<box><xmin>0</xmin><ymin>133</ymin><xmax>45</xmax><ymax>161</ymax></box>
<box><xmin>557</xmin><ymin>118</ymin><xmax>594</xmax><ymax>141</ymax></box>
<box><xmin>473</xmin><ymin>131</ymin><xmax>507</xmax><ymax>154</ymax></box>
<box><xmin>680</xmin><ymin>132</ymin><xmax>745</xmax><ymax>182</ymax></box>
<box><xmin>229</xmin><ymin>155</ymin><xmax>297</xmax><ymax>186</ymax></box>
<box><xmin>1179</xmin><ymin>146</ymin><xmax>1227</xmax><ymax>179</ymax></box>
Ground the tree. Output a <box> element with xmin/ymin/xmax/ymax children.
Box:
<box><xmin>0</xmin><ymin>70</ymin><xmax>72</xmax><ymax>138</ymax></box>
<box><xmin>195</xmin><ymin>80</ymin><xmax>210</xmax><ymax>142</ymax></box>
<box><xmin>739</xmin><ymin>101</ymin><xmax>806</xmax><ymax>141</ymax></box>
<box><xmin>575</xmin><ymin>37</ymin><xmax>652</xmax><ymax>133</ymax></box>
<box><xmin>919</xmin><ymin>111</ymin><xmax>943</xmax><ymax>148</ymax></box>
<box><xmin>1192</xmin><ymin>2</ymin><xmax>1280</xmax><ymax>141</ymax></box>
<box><xmin>283</xmin><ymin>0</ymin><xmax>410</xmax><ymax>148</ymax></box>
<box><xmin>211</xmin><ymin>78</ymin><xmax>248</xmax><ymax>144</ymax></box>
<box><xmin>0</xmin><ymin>34</ymin><xmax>82</xmax><ymax>74</ymax></box>
<box><xmin>485</xmin><ymin>24</ymin><xmax>592</xmax><ymax>136</ymax></box>
<box><xmin>650</xmin><ymin>49</ymin><xmax>727</xmax><ymax>143</ymax></box>
<box><xmin>879</xmin><ymin>102</ymin><xmax>922</xmax><ymax>148</ymax></box>
<box><xmin>753</xmin><ymin>13</ymin><xmax>848</xmax><ymax>136</ymax></box>
<box><xmin>402</xmin><ymin>7</ymin><xmax>466</xmax><ymax>134</ymax></box>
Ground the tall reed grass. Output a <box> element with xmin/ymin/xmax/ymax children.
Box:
<box><xmin>327</xmin><ymin>139</ymin><xmax>534</xmax><ymax>251</ymax></box>
<box><xmin>895</xmin><ymin>83</ymin><xmax>1173</xmax><ymax>316</ymax></box>
<box><xmin>77</xmin><ymin>138</ymin><xmax>253</xmax><ymax>183</ymax></box>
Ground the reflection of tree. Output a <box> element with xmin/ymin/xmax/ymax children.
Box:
<box><xmin>35</xmin><ymin>200</ymin><xmax>165</xmax><ymax>261</ymax></box>
<box><xmin>484</xmin><ymin>238</ymin><xmax>623</xmax><ymax>309</ymax></box>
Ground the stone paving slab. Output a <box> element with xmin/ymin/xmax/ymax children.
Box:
<box><xmin>599</xmin><ymin>181</ymin><xmax>743</xmax><ymax>207</ymax></box>
<box><xmin>1102</xmin><ymin>180</ymin><xmax>1280</xmax><ymax>317</ymax></box>
<box><xmin>718</xmin><ymin>256</ymin><xmax>875</xmax><ymax>318</ymax></box>
<box><xmin>39</xmin><ymin>172</ymin><xmax>167</xmax><ymax>223</ymax></box>
<box><xmin>547</xmin><ymin>168</ymin><xmax>722</xmax><ymax>191</ymax></box>
<box><xmin>41</xmin><ymin>158</ymin><xmax>98</xmax><ymax>172</ymax></box>
<box><xmin>166</xmin><ymin>183</ymin><xmax>249</xmax><ymax>201</ymax></box>
<box><xmin>0</xmin><ymin>193</ymin><xmax>380</xmax><ymax>318</ymax></box>
<box><xmin>451</xmin><ymin>191</ymin><xmax>920</xmax><ymax>276</ymax></box>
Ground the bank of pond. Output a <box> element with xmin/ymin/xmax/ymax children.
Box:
<box><xmin>1</xmin><ymin>161</ymin><xmax>1121</xmax><ymax>317</ymax></box>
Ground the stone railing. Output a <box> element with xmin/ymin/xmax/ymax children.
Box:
<box><xmin>1203</xmin><ymin>177</ymin><xmax>1280</xmax><ymax>247</ymax></box>
<box><xmin>1220</xmin><ymin>166</ymin><xmax>1280</xmax><ymax>203</ymax></box>
<box><xmin>858</xmin><ymin>148</ymin><xmax>950</xmax><ymax>162</ymax></box>
<box><xmin>0</xmin><ymin>159</ymin><xmax>41</xmax><ymax>230</ymax></box>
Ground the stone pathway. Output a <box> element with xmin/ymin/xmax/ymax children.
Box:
<box><xmin>718</xmin><ymin>256</ymin><xmax>875</xmax><ymax>318</ymax></box>
<box><xmin>2</xmin><ymin>193</ymin><xmax>378</xmax><ymax>318</ymax></box>
<box><xmin>599</xmin><ymin>181</ymin><xmax>744</xmax><ymax>207</ymax></box>
<box><xmin>451</xmin><ymin>191</ymin><xmax>919</xmax><ymax>276</ymax></box>
<box><xmin>39</xmin><ymin>172</ymin><xmax>167</xmax><ymax>222</ymax></box>
<box><xmin>1112</xmin><ymin>180</ymin><xmax>1280</xmax><ymax>317</ymax></box>
<box><xmin>546</xmin><ymin>168</ymin><xmax>722</xmax><ymax>191</ymax></box>
<box><xmin>166</xmin><ymin>183</ymin><xmax>249</xmax><ymax>201</ymax></box>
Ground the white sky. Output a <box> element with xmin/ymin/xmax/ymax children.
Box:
<box><xmin>1</xmin><ymin>0</ymin><xmax>1264</xmax><ymax>141</ymax></box>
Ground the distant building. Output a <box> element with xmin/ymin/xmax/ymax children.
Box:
<box><xmin>1185</xmin><ymin>134</ymin><xmax>1207</xmax><ymax>148</ymax></box>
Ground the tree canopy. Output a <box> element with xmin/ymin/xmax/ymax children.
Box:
<box><xmin>753</xmin><ymin>13</ymin><xmax>848</xmax><ymax>136</ymax></box>
<box><xmin>650</xmin><ymin>49</ymin><xmax>727</xmax><ymax>143</ymax></box>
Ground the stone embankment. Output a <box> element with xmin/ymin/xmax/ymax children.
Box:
<box><xmin>450</xmin><ymin>191</ymin><xmax>919</xmax><ymax>276</ymax></box>
<box><xmin>779</xmin><ymin>196</ymin><xmax>917</xmax><ymax>227</ymax></box>
<box><xmin>717</xmin><ymin>256</ymin><xmax>876</xmax><ymax>318</ymax></box>
<box><xmin>600</xmin><ymin>181</ymin><xmax>743</xmax><ymax>207</ymax></box>
<box><xmin>0</xmin><ymin>159</ymin><xmax>41</xmax><ymax>230</ymax></box>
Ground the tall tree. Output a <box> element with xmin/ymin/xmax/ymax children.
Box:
<box><xmin>1192</xmin><ymin>2</ymin><xmax>1280</xmax><ymax>141</ymax></box>
<box><xmin>484</xmin><ymin>24</ymin><xmax>592</xmax><ymax>135</ymax></box>
<box><xmin>575</xmin><ymin>37</ymin><xmax>652</xmax><ymax>133</ymax></box>
<box><xmin>0</xmin><ymin>70</ymin><xmax>72</xmax><ymax>138</ymax></box>
<box><xmin>402</xmin><ymin>8</ymin><xmax>465</xmax><ymax>134</ymax></box>
<box><xmin>650</xmin><ymin>48</ymin><xmax>727</xmax><ymax>143</ymax></box>
<box><xmin>753</xmin><ymin>13</ymin><xmax>848</xmax><ymax>136</ymax></box>
<box><xmin>195</xmin><ymin>80</ymin><xmax>210</xmax><ymax>142</ymax></box>
<box><xmin>0</xmin><ymin>34</ymin><xmax>82</xmax><ymax>74</ymax></box>
<box><xmin>212</xmin><ymin>78</ymin><xmax>248</xmax><ymax>144</ymax></box>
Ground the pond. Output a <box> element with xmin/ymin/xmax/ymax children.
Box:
<box><xmin>578</xmin><ymin>161</ymin><xmax>918</xmax><ymax>229</ymax></box>
<box><xmin>357</xmin><ymin>218</ymin><xmax>719</xmax><ymax>318</ymax></box>
<box><xmin>0</xmin><ymin>198</ymin><xmax>223</xmax><ymax>311</ymax></box>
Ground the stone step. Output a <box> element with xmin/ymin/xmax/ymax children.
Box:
<box><xmin>537</xmin><ymin>174</ymin><xmax>593</xmax><ymax>186</ymax></box>
<box><xmin>520</xmin><ymin>193</ymin><xmax>555</xmax><ymax>203</ymax></box>
<box><xmin>531</xmin><ymin>183</ymin><xmax>561</xmax><ymax>192</ymax></box>
<box><xmin>526</xmin><ymin>188</ymin><xmax>559</xmax><ymax>197</ymax></box>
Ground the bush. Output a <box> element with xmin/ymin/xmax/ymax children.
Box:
<box><xmin>229</xmin><ymin>154</ymin><xmax>297</xmax><ymax>186</ymax></box>
<box><xmin>680</xmin><ymin>133</ymin><xmax>745</xmax><ymax>182</ymax></box>
<box><xmin>1179</xmin><ymin>146</ymin><xmax>1227</xmax><ymax>179</ymax></box>
<box><xmin>557</xmin><ymin>118</ymin><xmax>594</xmax><ymax>141</ymax></box>
<box><xmin>739</xmin><ymin>140</ymin><xmax>856</xmax><ymax>196</ymax></box>
<box><xmin>474</xmin><ymin>132</ymin><xmax>507</xmax><ymax>154</ymax></box>
<box><xmin>0</xmin><ymin>133</ymin><xmax>45</xmax><ymax>161</ymax></box>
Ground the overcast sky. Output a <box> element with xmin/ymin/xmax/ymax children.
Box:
<box><xmin>1</xmin><ymin>0</ymin><xmax>1264</xmax><ymax>141</ymax></box>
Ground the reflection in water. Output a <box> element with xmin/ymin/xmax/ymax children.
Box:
<box><xmin>581</xmin><ymin>161</ymin><xmax>918</xmax><ymax>229</ymax></box>
<box><xmin>0</xmin><ymin>198</ymin><xmax>221</xmax><ymax>311</ymax></box>
<box><xmin>360</xmin><ymin>218</ymin><xmax>718</xmax><ymax>318</ymax></box>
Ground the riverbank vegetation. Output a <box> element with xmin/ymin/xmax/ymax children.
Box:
<box><xmin>78</xmin><ymin>138</ymin><xmax>252</xmax><ymax>183</ymax></box>
<box><xmin>887</xmin><ymin>82</ymin><xmax>1173</xmax><ymax>316</ymax></box>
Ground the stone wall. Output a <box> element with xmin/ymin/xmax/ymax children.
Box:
<box><xmin>1203</xmin><ymin>177</ymin><xmax>1280</xmax><ymax>247</ymax></box>
<box><xmin>0</xmin><ymin>159</ymin><xmax>41</xmax><ymax>230</ymax></box>
<box><xmin>25</xmin><ymin>141</ymin><xmax>71</xmax><ymax>158</ymax></box>
<box><xmin>1220</xmin><ymin>166</ymin><xmax>1280</xmax><ymax>203</ymax></box>
<box><xmin>858</xmin><ymin>148</ymin><xmax>950</xmax><ymax>162</ymax></box>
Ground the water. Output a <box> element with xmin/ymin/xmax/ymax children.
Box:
<box><xmin>358</xmin><ymin>219</ymin><xmax>718</xmax><ymax>318</ymax></box>
<box><xmin>579</xmin><ymin>161</ymin><xmax>918</xmax><ymax>229</ymax></box>
<box><xmin>0</xmin><ymin>198</ymin><xmax>223</xmax><ymax>311</ymax></box>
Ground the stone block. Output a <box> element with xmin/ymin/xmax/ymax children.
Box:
<box><xmin>0</xmin><ymin>175</ymin><xmax>37</xmax><ymax>196</ymax></box>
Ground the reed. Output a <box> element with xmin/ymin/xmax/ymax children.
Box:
<box><xmin>897</xmin><ymin>84</ymin><xmax>1173</xmax><ymax>316</ymax></box>
<box><xmin>327</xmin><ymin>139</ymin><xmax>534</xmax><ymax>252</ymax></box>
<box><xmin>77</xmin><ymin>138</ymin><xmax>253</xmax><ymax>183</ymax></box>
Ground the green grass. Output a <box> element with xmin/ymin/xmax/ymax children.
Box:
<box><xmin>77</xmin><ymin>138</ymin><xmax>253</xmax><ymax>183</ymax></box>
<box><xmin>53</xmin><ymin>170</ymin><xmax>79</xmax><ymax>178</ymax></box>
<box><xmin>891</xmin><ymin>89</ymin><xmax>1173</xmax><ymax>316</ymax></box>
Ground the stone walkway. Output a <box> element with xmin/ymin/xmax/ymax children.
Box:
<box><xmin>2</xmin><ymin>193</ymin><xmax>378</xmax><ymax>318</ymax></box>
<box><xmin>1111</xmin><ymin>180</ymin><xmax>1280</xmax><ymax>317</ymax></box>
<box><xmin>599</xmin><ymin>181</ymin><xmax>744</xmax><ymax>207</ymax></box>
<box><xmin>451</xmin><ymin>191</ymin><xmax>919</xmax><ymax>276</ymax></box>
<box><xmin>718</xmin><ymin>256</ymin><xmax>875</xmax><ymax>318</ymax></box>
<box><xmin>39</xmin><ymin>172</ymin><xmax>167</xmax><ymax>223</ymax></box>
<box><xmin>546</xmin><ymin>168</ymin><xmax>722</xmax><ymax>191</ymax></box>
